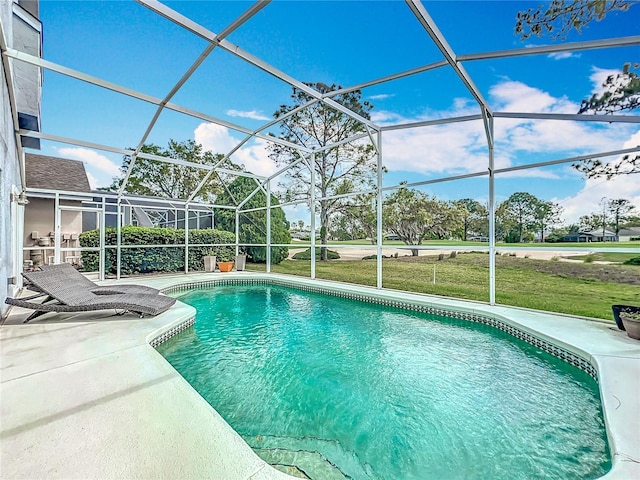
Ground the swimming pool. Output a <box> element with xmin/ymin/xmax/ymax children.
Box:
<box><xmin>158</xmin><ymin>283</ymin><xmax>610</xmax><ymax>479</ymax></box>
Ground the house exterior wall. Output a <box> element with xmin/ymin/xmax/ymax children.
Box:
<box><xmin>1</xmin><ymin>1</ymin><xmax>41</xmax><ymax>314</ymax></box>
<box><xmin>1</xmin><ymin>3</ymin><xmax>21</xmax><ymax>313</ymax></box>
<box><xmin>619</xmin><ymin>234</ymin><xmax>640</xmax><ymax>242</ymax></box>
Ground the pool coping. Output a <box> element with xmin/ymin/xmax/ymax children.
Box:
<box><xmin>2</xmin><ymin>271</ymin><xmax>639</xmax><ymax>479</ymax></box>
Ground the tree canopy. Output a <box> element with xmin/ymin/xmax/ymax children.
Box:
<box><xmin>214</xmin><ymin>176</ymin><xmax>290</xmax><ymax>264</ymax></box>
<box><xmin>110</xmin><ymin>140</ymin><xmax>238</xmax><ymax>201</ymax></box>
<box><xmin>269</xmin><ymin>82</ymin><xmax>376</xmax><ymax>260</ymax></box>
<box><xmin>329</xmin><ymin>194</ymin><xmax>377</xmax><ymax>244</ymax></box>
<box><xmin>607</xmin><ymin>198</ymin><xmax>636</xmax><ymax>235</ymax></box>
<box><xmin>515</xmin><ymin>0</ymin><xmax>639</xmax><ymax>178</ymax></box>
<box><xmin>383</xmin><ymin>188</ymin><xmax>464</xmax><ymax>255</ymax></box>
<box><xmin>515</xmin><ymin>0</ymin><xmax>634</xmax><ymax>41</ymax></box>
<box><xmin>452</xmin><ymin>199</ymin><xmax>489</xmax><ymax>241</ymax></box>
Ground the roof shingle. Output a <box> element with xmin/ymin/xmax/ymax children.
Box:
<box><xmin>25</xmin><ymin>154</ymin><xmax>91</xmax><ymax>192</ymax></box>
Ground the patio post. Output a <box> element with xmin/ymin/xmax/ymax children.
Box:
<box><xmin>54</xmin><ymin>192</ymin><xmax>61</xmax><ymax>265</ymax></box>
<box><xmin>235</xmin><ymin>208</ymin><xmax>239</xmax><ymax>256</ymax></box>
<box><xmin>100</xmin><ymin>197</ymin><xmax>106</xmax><ymax>281</ymax></box>
<box><xmin>184</xmin><ymin>206</ymin><xmax>189</xmax><ymax>274</ymax></box>
<box><xmin>116</xmin><ymin>198</ymin><xmax>121</xmax><ymax>280</ymax></box>
<box><xmin>376</xmin><ymin>129</ymin><xmax>383</xmax><ymax>289</ymax></box>
<box><xmin>310</xmin><ymin>154</ymin><xmax>316</xmax><ymax>280</ymax></box>
<box><xmin>486</xmin><ymin>113</ymin><xmax>496</xmax><ymax>305</ymax></box>
<box><xmin>266</xmin><ymin>179</ymin><xmax>271</xmax><ymax>273</ymax></box>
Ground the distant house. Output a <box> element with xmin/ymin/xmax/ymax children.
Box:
<box><xmin>468</xmin><ymin>235</ymin><xmax>489</xmax><ymax>242</ymax></box>
<box><xmin>618</xmin><ymin>227</ymin><xmax>640</xmax><ymax>242</ymax></box>
<box><xmin>561</xmin><ymin>229</ymin><xmax>616</xmax><ymax>242</ymax></box>
<box><xmin>290</xmin><ymin>231</ymin><xmax>309</xmax><ymax>240</ymax></box>
<box><xmin>24</xmin><ymin>154</ymin><xmax>92</xmax><ymax>266</ymax></box>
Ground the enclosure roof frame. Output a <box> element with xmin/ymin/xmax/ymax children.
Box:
<box><xmin>2</xmin><ymin>0</ymin><xmax>638</xmax><ymax>211</ymax></box>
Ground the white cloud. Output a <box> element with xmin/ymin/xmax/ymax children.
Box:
<box><xmin>230</xmin><ymin>138</ymin><xmax>278</xmax><ymax>178</ymax></box>
<box><xmin>498</xmin><ymin>167</ymin><xmax>563</xmax><ymax>180</ymax></box>
<box><xmin>377</xmin><ymin>79</ymin><xmax>636</xmax><ymax>181</ymax></box>
<box><xmin>555</xmin><ymin>130</ymin><xmax>640</xmax><ymax>223</ymax></box>
<box><xmin>226</xmin><ymin>109</ymin><xmax>270</xmax><ymax>121</ymax></box>
<box><xmin>588</xmin><ymin>66</ymin><xmax>620</xmax><ymax>96</ymax></box>
<box><xmin>368</xmin><ymin>93</ymin><xmax>395</xmax><ymax>101</ymax></box>
<box><xmin>194</xmin><ymin>123</ymin><xmax>279</xmax><ymax>178</ymax></box>
<box><xmin>489</xmin><ymin>80</ymin><xmax>575</xmax><ymax>114</ymax></box>
<box><xmin>194</xmin><ymin>123</ymin><xmax>240</xmax><ymax>154</ymax></box>
<box><xmin>381</xmin><ymin>120</ymin><xmax>487</xmax><ymax>174</ymax></box>
<box><xmin>547</xmin><ymin>51</ymin><xmax>581</xmax><ymax>60</ymax></box>
<box><xmin>370</xmin><ymin>110</ymin><xmax>406</xmax><ymax>125</ymax></box>
<box><xmin>56</xmin><ymin>147</ymin><xmax>121</xmax><ymax>189</ymax></box>
<box><xmin>57</xmin><ymin>147</ymin><xmax>120</xmax><ymax>176</ymax></box>
<box><xmin>85</xmin><ymin>171</ymin><xmax>99</xmax><ymax>190</ymax></box>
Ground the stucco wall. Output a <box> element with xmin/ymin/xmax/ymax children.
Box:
<box><xmin>1</xmin><ymin>3</ymin><xmax>22</xmax><ymax>314</ymax></box>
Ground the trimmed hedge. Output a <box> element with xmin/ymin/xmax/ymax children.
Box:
<box><xmin>79</xmin><ymin>226</ymin><xmax>235</xmax><ymax>275</ymax></box>
<box><xmin>292</xmin><ymin>247</ymin><xmax>340</xmax><ymax>260</ymax></box>
<box><xmin>623</xmin><ymin>256</ymin><xmax>640</xmax><ymax>266</ymax></box>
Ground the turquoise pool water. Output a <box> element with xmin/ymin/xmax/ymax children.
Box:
<box><xmin>158</xmin><ymin>285</ymin><xmax>610</xmax><ymax>479</ymax></box>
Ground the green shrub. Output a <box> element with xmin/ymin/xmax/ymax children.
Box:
<box><xmin>623</xmin><ymin>256</ymin><xmax>640</xmax><ymax>266</ymax></box>
<box><xmin>292</xmin><ymin>247</ymin><xmax>340</xmax><ymax>260</ymax></box>
<box><xmin>214</xmin><ymin>176</ymin><xmax>290</xmax><ymax>264</ymax></box>
<box><xmin>79</xmin><ymin>226</ymin><xmax>235</xmax><ymax>275</ymax></box>
<box><xmin>362</xmin><ymin>254</ymin><xmax>393</xmax><ymax>260</ymax></box>
<box><xmin>583</xmin><ymin>254</ymin><xmax>596</xmax><ymax>264</ymax></box>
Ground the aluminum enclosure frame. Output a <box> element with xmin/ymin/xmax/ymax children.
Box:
<box><xmin>3</xmin><ymin>0</ymin><xmax>639</xmax><ymax>297</ymax></box>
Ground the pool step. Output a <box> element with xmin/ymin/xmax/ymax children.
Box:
<box><xmin>244</xmin><ymin>433</ymin><xmax>378</xmax><ymax>479</ymax></box>
<box><xmin>253</xmin><ymin>447</ymin><xmax>348</xmax><ymax>480</ymax></box>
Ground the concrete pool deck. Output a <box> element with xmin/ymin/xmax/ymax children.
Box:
<box><xmin>1</xmin><ymin>271</ymin><xmax>639</xmax><ymax>479</ymax></box>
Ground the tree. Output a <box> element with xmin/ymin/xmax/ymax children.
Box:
<box><xmin>532</xmin><ymin>200</ymin><xmax>563</xmax><ymax>242</ymax></box>
<box><xmin>452</xmin><ymin>199</ymin><xmax>488</xmax><ymax>240</ymax></box>
<box><xmin>382</xmin><ymin>188</ymin><xmax>460</xmax><ymax>255</ymax></box>
<box><xmin>544</xmin><ymin>226</ymin><xmax>571</xmax><ymax>242</ymax></box>
<box><xmin>214</xmin><ymin>176</ymin><xmax>291</xmax><ymax>264</ymax></box>
<box><xmin>574</xmin><ymin>151</ymin><xmax>640</xmax><ymax>179</ymax></box>
<box><xmin>578</xmin><ymin>213</ymin><xmax>604</xmax><ymax>231</ymax></box>
<box><xmin>573</xmin><ymin>63</ymin><xmax>640</xmax><ymax>178</ymax></box>
<box><xmin>269</xmin><ymin>82</ymin><xmax>376</xmax><ymax>260</ymax></box>
<box><xmin>330</xmin><ymin>212</ymin><xmax>365</xmax><ymax>241</ymax></box>
<box><xmin>515</xmin><ymin>0</ymin><xmax>635</xmax><ymax>41</ymax></box>
<box><xmin>515</xmin><ymin>1</ymin><xmax>639</xmax><ymax>178</ymax></box>
<box><xmin>331</xmin><ymin>194</ymin><xmax>377</xmax><ymax>244</ymax></box>
<box><xmin>607</xmin><ymin>198</ymin><xmax>637</xmax><ymax>236</ymax></box>
<box><xmin>579</xmin><ymin>62</ymin><xmax>640</xmax><ymax>114</ymax></box>
<box><xmin>110</xmin><ymin>140</ymin><xmax>233</xmax><ymax>201</ymax></box>
<box><xmin>621</xmin><ymin>215</ymin><xmax>640</xmax><ymax>229</ymax></box>
<box><xmin>496</xmin><ymin>192</ymin><xmax>539</xmax><ymax>243</ymax></box>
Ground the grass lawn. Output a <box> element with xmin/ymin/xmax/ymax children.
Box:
<box><xmin>247</xmin><ymin>253</ymin><xmax>640</xmax><ymax>320</ymax></box>
<box><xmin>564</xmin><ymin>252</ymin><xmax>640</xmax><ymax>263</ymax></box>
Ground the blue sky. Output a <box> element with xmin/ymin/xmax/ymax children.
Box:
<box><xmin>33</xmin><ymin>0</ymin><xmax>640</xmax><ymax>224</ymax></box>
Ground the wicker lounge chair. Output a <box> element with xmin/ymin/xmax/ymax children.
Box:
<box><xmin>5</xmin><ymin>269</ymin><xmax>175</xmax><ymax>323</ymax></box>
<box><xmin>38</xmin><ymin>263</ymin><xmax>160</xmax><ymax>296</ymax></box>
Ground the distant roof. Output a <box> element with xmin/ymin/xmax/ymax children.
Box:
<box><xmin>582</xmin><ymin>229</ymin><xmax>616</xmax><ymax>236</ymax></box>
<box><xmin>564</xmin><ymin>230</ymin><xmax>616</xmax><ymax>237</ymax></box>
<box><xmin>618</xmin><ymin>228</ymin><xmax>640</xmax><ymax>236</ymax></box>
<box><xmin>25</xmin><ymin>154</ymin><xmax>91</xmax><ymax>193</ymax></box>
